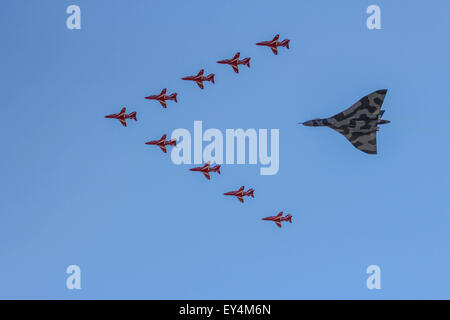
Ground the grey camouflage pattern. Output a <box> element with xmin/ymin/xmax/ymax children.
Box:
<box><xmin>302</xmin><ymin>89</ymin><xmax>390</xmax><ymax>154</ymax></box>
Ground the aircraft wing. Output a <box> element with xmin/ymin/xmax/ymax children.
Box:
<box><xmin>159</xmin><ymin>100</ymin><xmax>167</xmax><ymax>108</ymax></box>
<box><xmin>328</xmin><ymin>90</ymin><xmax>387</xmax><ymax>154</ymax></box>
<box><xmin>196</xmin><ymin>81</ymin><xmax>204</xmax><ymax>89</ymax></box>
<box><xmin>275</xmin><ymin>221</ymin><xmax>282</xmax><ymax>228</ymax></box>
<box><xmin>330</xmin><ymin>90</ymin><xmax>387</xmax><ymax>124</ymax></box>
<box><xmin>159</xmin><ymin>145</ymin><xmax>167</xmax><ymax>153</ymax></box>
<box><xmin>271</xmin><ymin>46</ymin><xmax>278</xmax><ymax>55</ymax></box>
<box><xmin>238</xmin><ymin>196</ymin><xmax>244</xmax><ymax>203</ymax></box>
<box><xmin>203</xmin><ymin>172</ymin><xmax>210</xmax><ymax>180</ymax></box>
<box><xmin>232</xmin><ymin>65</ymin><xmax>239</xmax><ymax>73</ymax></box>
<box><xmin>119</xmin><ymin>119</ymin><xmax>127</xmax><ymax>127</ymax></box>
<box><xmin>333</xmin><ymin>128</ymin><xmax>377</xmax><ymax>154</ymax></box>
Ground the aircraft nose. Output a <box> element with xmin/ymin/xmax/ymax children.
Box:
<box><xmin>301</xmin><ymin>120</ymin><xmax>314</xmax><ymax>126</ymax></box>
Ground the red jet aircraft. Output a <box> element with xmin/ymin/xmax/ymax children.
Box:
<box><xmin>216</xmin><ymin>52</ymin><xmax>251</xmax><ymax>74</ymax></box>
<box><xmin>145</xmin><ymin>88</ymin><xmax>178</xmax><ymax>109</ymax></box>
<box><xmin>262</xmin><ymin>212</ymin><xmax>292</xmax><ymax>228</ymax></box>
<box><xmin>145</xmin><ymin>134</ymin><xmax>177</xmax><ymax>153</ymax></box>
<box><xmin>224</xmin><ymin>186</ymin><xmax>255</xmax><ymax>203</ymax></box>
<box><xmin>181</xmin><ymin>69</ymin><xmax>215</xmax><ymax>89</ymax></box>
<box><xmin>256</xmin><ymin>34</ymin><xmax>290</xmax><ymax>55</ymax></box>
<box><xmin>104</xmin><ymin>107</ymin><xmax>137</xmax><ymax>127</ymax></box>
<box><xmin>189</xmin><ymin>161</ymin><xmax>221</xmax><ymax>180</ymax></box>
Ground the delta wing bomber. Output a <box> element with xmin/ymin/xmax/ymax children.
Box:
<box><xmin>301</xmin><ymin>89</ymin><xmax>390</xmax><ymax>154</ymax></box>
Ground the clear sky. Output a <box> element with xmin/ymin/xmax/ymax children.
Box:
<box><xmin>0</xmin><ymin>0</ymin><xmax>449</xmax><ymax>299</ymax></box>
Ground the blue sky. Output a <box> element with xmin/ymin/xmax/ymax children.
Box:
<box><xmin>0</xmin><ymin>0</ymin><xmax>449</xmax><ymax>299</ymax></box>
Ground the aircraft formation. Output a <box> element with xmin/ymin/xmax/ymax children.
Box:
<box><xmin>104</xmin><ymin>32</ymin><xmax>391</xmax><ymax>229</ymax></box>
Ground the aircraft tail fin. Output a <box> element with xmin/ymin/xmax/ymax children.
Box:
<box><xmin>168</xmin><ymin>93</ymin><xmax>178</xmax><ymax>103</ymax></box>
<box><xmin>247</xmin><ymin>188</ymin><xmax>254</xmax><ymax>198</ymax></box>
<box><xmin>213</xmin><ymin>165</ymin><xmax>221</xmax><ymax>174</ymax></box>
<box><xmin>286</xmin><ymin>214</ymin><xmax>292</xmax><ymax>223</ymax></box>
<box><xmin>206</xmin><ymin>74</ymin><xmax>215</xmax><ymax>84</ymax></box>
<box><xmin>242</xmin><ymin>57</ymin><xmax>251</xmax><ymax>68</ymax></box>
<box><xmin>169</xmin><ymin>139</ymin><xmax>177</xmax><ymax>147</ymax></box>
<box><xmin>281</xmin><ymin>39</ymin><xmax>290</xmax><ymax>49</ymax></box>
<box><xmin>129</xmin><ymin>112</ymin><xmax>137</xmax><ymax>121</ymax></box>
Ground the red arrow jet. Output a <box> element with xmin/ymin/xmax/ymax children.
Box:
<box><xmin>224</xmin><ymin>186</ymin><xmax>255</xmax><ymax>203</ymax></box>
<box><xmin>256</xmin><ymin>34</ymin><xmax>290</xmax><ymax>55</ymax></box>
<box><xmin>145</xmin><ymin>134</ymin><xmax>177</xmax><ymax>153</ymax></box>
<box><xmin>216</xmin><ymin>52</ymin><xmax>251</xmax><ymax>74</ymax></box>
<box><xmin>262</xmin><ymin>212</ymin><xmax>292</xmax><ymax>228</ymax></box>
<box><xmin>181</xmin><ymin>69</ymin><xmax>215</xmax><ymax>89</ymax></box>
<box><xmin>104</xmin><ymin>107</ymin><xmax>137</xmax><ymax>127</ymax></box>
<box><xmin>189</xmin><ymin>161</ymin><xmax>221</xmax><ymax>180</ymax></box>
<box><xmin>145</xmin><ymin>88</ymin><xmax>178</xmax><ymax>109</ymax></box>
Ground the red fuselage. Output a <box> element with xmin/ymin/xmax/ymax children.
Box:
<box><xmin>105</xmin><ymin>107</ymin><xmax>137</xmax><ymax>127</ymax></box>
<box><xmin>145</xmin><ymin>134</ymin><xmax>176</xmax><ymax>153</ymax></box>
<box><xmin>181</xmin><ymin>69</ymin><xmax>215</xmax><ymax>89</ymax></box>
<box><xmin>189</xmin><ymin>162</ymin><xmax>221</xmax><ymax>180</ymax></box>
<box><xmin>224</xmin><ymin>186</ymin><xmax>255</xmax><ymax>202</ymax></box>
<box><xmin>256</xmin><ymin>34</ymin><xmax>290</xmax><ymax>55</ymax></box>
<box><xmin>145</xmin><ymin>89</ymin><xmax>177</xmax><ymax>108</ymax></box>
<box><xmin>216</xmin><ymin>52</ymin><xmax>251</xmax><ymax>73</ymax></box>
<box><xmin>262</xmin><ymin>212</ymin><xmax>293</xmax><ymax>228</ymax></box>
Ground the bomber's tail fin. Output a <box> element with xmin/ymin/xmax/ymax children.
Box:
<box><xmin>286</xmin><ymin>214</ymin><xmax>292</xmax><ymax>223</ymax></box>
<box><xmin>129</xmin><ymin>112</ymin><xmax>137</xmax><ymax>121</ymax></box>
<box><xmin>169</xmin><ymin>139</ymin><xmax>177</xmax><ymax>147</ymax></box>
<box><xmin>247</xmin><ymin>188</ymin><xmax>255</xmax><ymax>198</ymax></box>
